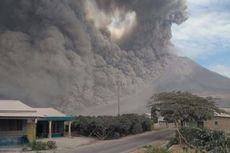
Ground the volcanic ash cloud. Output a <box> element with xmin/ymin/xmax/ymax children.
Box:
<box><xmin>0</xmin><ymin>0</ymin><xmax>187</xmax><ymax>113</ymax></box>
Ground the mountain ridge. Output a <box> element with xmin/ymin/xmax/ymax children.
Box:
<box><xmin>77</xmin><ymin>56</ymin><xmax>230</xmax><ymax>115</ymax></box>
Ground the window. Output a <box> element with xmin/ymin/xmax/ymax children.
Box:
<box><xmin>52</xmin><ymin>121</ymin><xmax>63</xmax><ymax>134</ymax></box>
<box><xmin>0</xmin><ymin>119</ymin><xmax>23</xmax><ymax>131</ymax></box>
<box><xmin>214</xmin><ymin>121</ymin><xmax>218</xmax><ymax>126</ymax></box>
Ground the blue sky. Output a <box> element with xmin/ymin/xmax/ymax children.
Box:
<box><xmin>172</xmin><ymin>0</ymin><xmax>230</xmax><ymax>78</ymax></box>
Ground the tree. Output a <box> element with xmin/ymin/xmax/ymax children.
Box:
<box><xmin>148</xmin><ymin>91</ymin><xmax>222</xmax><ymax>145</ymax></box>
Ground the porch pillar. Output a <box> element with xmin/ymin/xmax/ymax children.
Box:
<box><xmin>68</xmin><ymin>121</ymin><xmax>72</xmax><ymax>137</ymax></box>
<box><xmin>34</xmin><ymin>119</ymin><xmax>37</xmax><ymax>140</ymax></box>
<box><xmin>48</xmin><ymin>121</ymin><xmax>52</xmax><ymax>138</ymax></box>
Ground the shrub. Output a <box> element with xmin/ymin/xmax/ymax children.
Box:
<box><xmin>131</xmin><ymin>123</ymin><xmax>143</xmax><ymax>134</ymax></box>
<box><xmin>170</xmin><ymin>127</ymin><xmax>230</xmax><ymax>152</ymax></box>
<box><xmin>142</xmin><ymin>118</ymin><xmax>152</xmax><ymax>131</ymax></box>
<box><xmin>112</xmin><ymin>132</ymin><xmax>121</xmax><ymax>139</ymax></box>
<box><xmin>47</xmin><ymin>141</ymin><xmax>57</xmax><ymax>149</ymax></box>
<box><xmin>118</xmin><ymin>116</ymin><xmax>132</xmax><ymax>136</ymax></box>
<box><xmin>167</xmin><ymin>137</ymin><xmax>178</xmax><ymax>149</ymax></box>
<box><xmin>28</xmin><ymin>140</ymin><xmax>57</xmax><ymax>151</ymax></box>
<box><xmin>31</xmin><ymin>141</ymin><xmax>47</xmax><ymax>150</ymax></box>
<box><xmin>73</xmin><ymin>114</ymin><xmax>152</xmax><ymax>140</ymax></box>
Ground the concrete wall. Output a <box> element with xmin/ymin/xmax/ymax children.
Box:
<box><xmin>26</xmin><ymin>122</ymin><xmax>36</xmax><ymax>142</ymax></box>
<box><xmin>154</xmin><ymin>122</ymin><xmax>175</xmax><ymax>129</ymax></box>
<box><xmin>204</xmin><ymin>117</ymin><xmax>230</xmax><ymax>133</ymax></box>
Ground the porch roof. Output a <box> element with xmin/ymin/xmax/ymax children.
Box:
<box><xmin>38</xmin><ymin>116</ymin><xmax>77</xmax><ymax>121</ymax></box>
<box><xmin>35</xmin><ymin>108</ymin><xmax>77</xmax><ymax>121</ymax></box>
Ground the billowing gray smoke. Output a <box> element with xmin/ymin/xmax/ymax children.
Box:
<box><xmin>0</xmin><ymin>0</ymin><xmax>187</xmax><ymax>113</ymax></box>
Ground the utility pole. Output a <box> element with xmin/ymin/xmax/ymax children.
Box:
<box><xmin>117</xmin><ymin>72</ymin><xmax>121</xmax><ymax>116</ymax></box>
<box><xmin>96</xmin><ymin>65</ymin><xmax>121</xmax><ymax>116</ymax></box>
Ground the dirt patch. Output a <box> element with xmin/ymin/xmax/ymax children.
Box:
<box><xmin>169</xmin><ymin>145</ymin><xmax>198</xmax><ymax>153</ymax></box>
<box><xmin>14</xmin><ymin>136</ymin><xmax>98</xmax><ymax>153</ymax></box>
<box><xmin>130</xmin><ymin>141</ymin><xmax>168</xmax><ymax>153</ymax></box>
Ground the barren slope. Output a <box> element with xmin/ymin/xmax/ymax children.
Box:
<box><xmin>78</xmin><ymin>56</ymin><xmax>230</xmax><ymax>115</ymax></box>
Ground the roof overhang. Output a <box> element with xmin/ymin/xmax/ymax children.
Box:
<box><xmin>38</xmin><ymin>116</ymin><xmax>77</xmax><ymax>121</ymax></box>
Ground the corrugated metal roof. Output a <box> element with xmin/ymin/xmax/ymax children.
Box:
<box><xmin>0</xmin><ymin>100</ymin><xmax>36</xmax><ymax>112</ymax></box>
<box><xmin>0</xmin><ymin>100</ymin><xmax>41</xmax><ymax>118</ymax></box>
<box><xmin>0</xmin><ymin>100</ymin><xmax>67</xmax><ymax>118</ymax></box>
<box><xmin>35</xmin><ymin>108</ymin><xmax>66</xmax><ymax>117</ymax></box>
<box><xmin>215</xmin><ymin>108</ymin><xmax>230</xmax><ymax>118</ymax></box>
<box><xmin>215</xmin><ymin>112</ymin><xmax>230</xmax><ymax>118</ymax></box>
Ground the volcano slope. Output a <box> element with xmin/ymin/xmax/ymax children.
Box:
<box><xmin>78</xmin><ymin>56</ymin><xmax>230</xmax><ymax>115</ymax></box>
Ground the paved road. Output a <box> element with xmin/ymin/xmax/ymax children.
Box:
<box><xmin>64</xmin><ymin>129</ymin><xmax>174</xmax><ymax>153</ymax></box>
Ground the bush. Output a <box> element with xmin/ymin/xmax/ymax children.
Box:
<box><xmin>73</xmin><ymin>114</ymin><xmax>152</xmax><ymax>140</ymax></box>
<box><xmin>113</xmin><ymin>132</ymin><xmax>121</xmax><ymax>139</ymax></box>
<box><xmin>30</xmin><ymin>141</ymin><xmax>47</xmax><ymax>150</ymax></box>
<box><xmin>131</xmin><ymin>123</ymin><xmax>143</xmax><ymax>134</ymax></box>
<box><xmin>170</xmin><ymin>127</ymin><xmax>230</xmax><ymax>152</ymax></box>
<box><xmin>47</xmin><ymin>141</ymin><xmax>57</xmax><ymax>149</ymax></box>
<box><xmin>28</xmin><ymin>140</ymin><xmax>57</xmax><ymax>151</ymax></box>
<box><xmin>118</xmin><ymin>116</ymin><xmax>132</xmax><ymax>136</ymax></box>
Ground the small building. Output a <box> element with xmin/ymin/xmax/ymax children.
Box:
<box><xmin>154</xmin><ymin>116</ymin><xmax>167</xmax><ymax>129</ymax></box>
<box><xmin>0</xmin><ymin>100</ymin><xmax>77</xmax><ymax>146</ymax></box>
<box><xmin>204</xmin><ymin>108</ymin><xmax>230</xmax><ymax>133</ymax></box>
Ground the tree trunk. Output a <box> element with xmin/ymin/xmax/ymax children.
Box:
<box><xmin>175</xmin><ymin>120</ymin><xmax>206</xmax><ymax>152</ymax></box>
<box><xmin>175</xmin><ymin>120</ymin><xmax>182</xmax><ymax>144</ymax></box>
